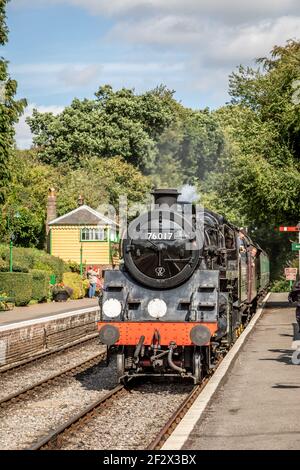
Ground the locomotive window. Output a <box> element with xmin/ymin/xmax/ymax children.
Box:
<box><xmin>224</xmin><ymin>225</ymin><xmax>235</xmax><ymax>249</ymax></box>
<box><xmin>205</xmin><ymin>227</ymin><xmax>218</xmax><ymax>247</ymax></box>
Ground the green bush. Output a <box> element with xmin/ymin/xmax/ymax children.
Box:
<box><xmin>31</xmin><ymin>269</ymin><xmax>50</xmax><ymax>302</ymax></box>
<box><xmin>271</xmin><ymin>279</ymin><xmax>291</xmax><ymax>293</ymax></box>
<box><xmin>82</xmin><ymin>278</ymin><xmax>89</xmax><ymax>293</ymax></box>
<box><xmin>0</xmin><ymin>258</ymin><xmax>29</xmax><ymax>273</ymax></box>
<box><xmin>0</xmin><ymin>258</ymin><xmax>7</xmax><ymax>271</ymax></box>
<box><xmin>0</xmin><ymin>272</ymin><xmax>32</xmax><ymax>306</ymax></box>
<box><xmin>66</xmin><ymin>260</ymin><xmax>81</xmax><ymax>274</ymax></box>
<box><xmin>11</xmin><ymin>264</ymin><xmax>29</xmax><ymax>273</ymax></box>
<box><xmin>0</xmin><ymin>264</ymin><xmax>29</xmax><ymax>273</ymax></box>
<box><xmin>62</xmin><ymin>272</ymin><xmax>85</xmax><ymax>299</ymax></box>
<box><xmin>0</xmin><ymin>245</ymin><xmax>65</xmax><ymax>282</ymax></box>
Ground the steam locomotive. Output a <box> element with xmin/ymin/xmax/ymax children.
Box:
<box><xmin>98</xmin><ymin>189</ymin><xmax>270</xmax><ymax>383</ymax></box>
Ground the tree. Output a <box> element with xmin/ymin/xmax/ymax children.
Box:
<box><xmin>229</xmin><ymin>40</ymin><xmax>300</xmax><ymax>159</ymax></box>
<box><xmin>1</xmin><ymin>151</ymin><xmax>151</xmax><ymax>247</ymax></box>
<box><xmin>153</xmin><ymin>106</ymin><xmax>224</xmax><ymax>186</ymax></box>
<box><xmin>1</xmin><ymin>150</ymin><xmax>60</xmax><ymax>247</ymax></box>
<box><xmin>202</xmin><ymin>41</ymin><xmax>300</xmax><ymax>278</ymax></box>
<box><xmin>57</xmin><ymin>156</ymin><xmax>151</xmax><ymax>214</ymax></box>
<box><xmin>176</xmin><ymin>109</ymin><xmax>224</xmax><ymax>184</ymax></box>
<box><xmin>0</xmin><ymin>0</ymin><xmax>26</xmax><ymax>204</ymax></box>
<box><xmin>205</xmin><ymin>41</ymin><xmax>300</xmax><ymax>226</ymax></box>
<box><xmin>27</xmin><ymin>85</ymin><xmax>175</xmax><ymax>172</ymax></box>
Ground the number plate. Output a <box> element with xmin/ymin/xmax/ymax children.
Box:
<box><xmin>147</xmin><ymin>231</ymin><xmax>174</xmax><ymax>240</ymax></box>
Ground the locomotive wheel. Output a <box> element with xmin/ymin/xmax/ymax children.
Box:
<box><xmin>193</xmin><ymin>349</ymin><xmax>202</xmax><ymax>384</ymax></box>
<box><xmin>116</xmin><ymin>353</ymin><xmax>125</xmax><ymax>383</ymax></box>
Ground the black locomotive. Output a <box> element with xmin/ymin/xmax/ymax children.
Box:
<box><xmin>98</xmin><ymin>189</ymin><xmax>270</xmax><ymax>383</ymax></box>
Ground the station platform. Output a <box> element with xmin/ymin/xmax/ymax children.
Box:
<box><xmin>0</xmin><ymin>299</ymin><xmax>100</xmax><ymax>370</ymax></box>
<box><xmin>178</xmin><ymin>293</ymin><xmax>300</xmax><ymax>450</ymax></box>
<box><xmin>0</xmin><ymin>298</ymin><xmax>98</xmax><ymax>326</ymax></box>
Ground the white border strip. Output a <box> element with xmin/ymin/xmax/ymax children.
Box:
<box><xmin>162</xmin><ymin>292</ymin><xmax>271</xmax><ymax>450</ymax></box>
<box><xmin>0</xmin><ymin>306</ymin><xmax>100</xmax><ymax>333</ymax></box>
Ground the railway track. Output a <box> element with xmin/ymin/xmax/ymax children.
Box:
<box><xmin>0</xmin><ymin>350</ymin><xmax>107</xmax><ymax>410</ymax></box>
<box><xmin>0</xmin><ymin>333</ymin><xmax>100</xmax><ymax>376</ymax></box>
<box><xmin>147</xmin><ymin>382</ymin><xmax>207</xmax><ymax>450</ymax></box>
<box><xmin>26</xmin><ymin>370</ymin><xmax>219</xmax><ymax>450</ymax></box>
<box><xmin>27</xmin><ymin>384</ymin><xmax>127</xmax><ymax>450</ymax></box>
<box><xmin>6</xmin><ymin>304</ymin><xmax>267</xmax><ymax>450</ymax></box>
<box><xmin>147</xmin><ymin>353</ymin><xmax>226</xmax><ymax>449</ymax></box>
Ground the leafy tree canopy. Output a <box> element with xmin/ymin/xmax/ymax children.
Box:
<box><xmin>27</xmin><ymin>84</ymin><xmax>175</xmax><ymax>172</ymax></box>
<box><xmin>229</xmin><ymin>40</ymin><xmax>300</xmax><ymax>158</ymax></box>
<box><xmin>154</xmin><ymin>107</ymin><xmax>224</xmax><ymax>187</ymax></box>
<box><xmin>1</xmin><ymin>150</ymin><xmax>151</xmax><ymax>247</ymax></box>
<box><xmin>26</xmin><ymin>83</ymin><xmax>224</xmax><ymax>187</ymax></box>
<box><xmin>0</xmin><ymin>0</ymin><xmax>26</xmax><ymax>204</ymax></box>
<box><xmin>204</xmin><ymin>40</ymin><xmax>300</xmax><ymax>228</ymax></box>
<box><xmin>0</xmin><ymin>0</ymin><xmax>9</xmax><ymax>44</ymax></box>
<box><xmin>57</xmin><ymin>155</ymin><xmax>151</xmax><ymax>214</ymax></box>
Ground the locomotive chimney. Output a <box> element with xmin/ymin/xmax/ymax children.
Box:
<box><xmin>151</xmin><ymin>189</ymin><xmax>181</xmax><ymax>207</ymax></box>
<box><xmin>46</xmin><ymin>187</ymin><xmax>57</xmax><ymax>253</ymax></box>
<box><xmin>46</xmin><ymin>187</ymin><xmax>57</xmax><ymax>236</ymax></box>
<box><xmin>78</xmin><ymin>194</ymin><xmax>84</xmax><ymax>206</ymax></box>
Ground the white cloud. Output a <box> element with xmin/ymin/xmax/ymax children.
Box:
<box><xmin>11</xmin><ymin>1</ymin><xmax>300</xmax><ymax>69</ymax></box>
<box><xmin>10</xmin><ymin>0</ymin><xmax>300</xmax><ymax>108</ymax></box>
<box><xmin>209</xmin><ymin>16</ymin><xmax>300</xmax><ymax>64</ymax></box>
<box><xmin>15</xmin><ymin>103</ymin><xmax>64</xmax><ymax>149</ymax></box>
<box><xmin>11</xmin><ymin>63</ymin><xmax>102</xmax><ymax>89</ymax></box>
<box><xmin>13</xmin><ymin>0</ymin><xmax>300</xmax><ymax>23</ymax></box>
<box><xmin>58</xmin><ymin>64</ymin><xmax>102</xmax><ymax>87</ymax></box>
<box><xmin>109</xmin><ymin>16</ymin><xmax>205</xmax><ymax>46</ymax></box>
<box><xmin>11</xmin><ymin>61</ymin><xmax>185</xmax><ymax>94</ymax></box>
<box><xmin>110</xmin><ymin>15</ymin><xmax>300</xmax><ymax>61</ymax></box>
<box><xmin>103</xmin><ymin>62</ymin><xmax>184</xmax><ymax>73</ymax></box>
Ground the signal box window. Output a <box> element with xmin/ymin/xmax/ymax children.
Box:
<box><xmin>110</xmin><ymin>229</ymin><xmax>118</xmax><ymax>242</ymax></box>
<box><xmin>81</xmin><ymin>228</ymin><xmax>106</xmax><ymax>241</ymax></box>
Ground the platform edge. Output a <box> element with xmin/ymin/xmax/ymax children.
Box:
<box><xmin>161</xmin><ymin>292</ymin><xmax>271</xmax><ymax>450</ymax></box>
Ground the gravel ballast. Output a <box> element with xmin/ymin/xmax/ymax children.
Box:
<box><xmin>0</xmin><ymin>343</ymin><xmax>116</xmax><ymax>450</ymax></box>
<box><xmin>0</xmin><ymin>339</ymin><xmax>105</xmax><ymax>400</ymax></box>
<box><xmin>0</xmin><ymin>341</ymin><xmax>193</xmax><ymax>450</ymax></box>
<box><xmin>63</xmin><ymin>383</ymin><xmax>192</xmax><ymax>450</ymax></box>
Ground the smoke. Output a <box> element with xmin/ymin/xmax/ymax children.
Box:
<box><xmin>178</xmin><ymin>184</ymin><xmax>200</xmax><ymax>203</ymax></box>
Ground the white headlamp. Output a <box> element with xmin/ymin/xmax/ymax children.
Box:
<box><xmin>147</xmin><ymin>298</ymin><xmax>167</xmax><ymax>319</ymax></box>
<box><xmin>103</xmin><ymin>299</ymin><xmax>122</xmax><ymax>318</ymax></box>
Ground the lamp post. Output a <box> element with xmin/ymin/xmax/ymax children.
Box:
<box><xmin>298</xmin><ymin>222</ymin><xmax>300</xmax><ymax>281</ymax></box>
<box><xmin>7</xmin><ymin>209</ymin><xmax>20</xmax><ymax>273</ymax></box>
<box><xmin>80</xmin><ymin>223</ymin><xmax>87</xmax><ymax>277</ymax></box>
<box><xmin>9</xmin><ymin>235</ymin><xmax>14</xmax><ymax>273</ymax></box>
<box><xmin>80</xmin><ymin>243</ymin><xmax>83</xmax><ymax>276</ymax></box>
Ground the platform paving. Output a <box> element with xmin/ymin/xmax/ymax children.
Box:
<box><xmin>183</xmin><ymin>293</ymin><xmax>300</xmax><ymax>450</ymax></box>
<box><xmin>0</xmin><ymin>298</ymin><xmax>98</xmax><ymax>326</ymax></box>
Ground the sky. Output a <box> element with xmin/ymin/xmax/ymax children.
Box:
<box><xmin>3</xmin><ymin>0</ymin><xmax>300</xmax><ymax>148</ymax></box>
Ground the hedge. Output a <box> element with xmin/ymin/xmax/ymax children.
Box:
<box><xmin>0</xmin><ymin>245</ymin><xmax>65</xmax><ymax>282</ymax></box>
<box><xmin>62</xmin><ymin>272</ymin><xmax>85</xmax><ymax>300</ymax></box>
<box><xmin>31</xmin><ymin>270</ymin><xmax>50</xmax><ymax>302</ymax></box>
<box><xmin>0</xmin><ymin>260</ymin><xmax>29</xmax><ymax>273</ymax></box>
<box><xmin>270</xmin><ymin>278</ymin><xmax>291</xmax><ymax>293</ymax></box>
<box><xmin>0</xmin><ymin>272</ymin><xmax>32</xmax><ymax>306</ymax></box>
